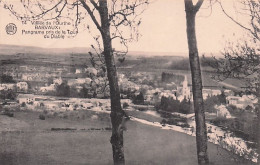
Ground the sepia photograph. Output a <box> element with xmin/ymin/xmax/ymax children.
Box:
<box><xmin>0</xmin><ymin>0</ymin><xmax>259</xmax><ymax>164</ymax></box>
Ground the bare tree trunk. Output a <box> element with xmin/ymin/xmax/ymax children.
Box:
<box><xmin>256</xmin><ymin>74</ymin><xmax>260</xmax><ymax>162</ymax></box>
<box><xmin>184</xmin><ymin>0</ymin><xmax>209</xmax><ymax>164</ymax></box>
<box><xmin>99</xmin><ymin>1</ymin><xmax>125</xmax><ymax>164</ymax></box>
<box><xmin>257</xmin><ymin>86</ymin><xmax>260</xmax><ymax>162</ymax></box>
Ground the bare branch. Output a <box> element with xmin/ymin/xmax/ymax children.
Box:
<box><xmin>217</xmin><ymin>0</ymin><xmax>259</xmax><ymax>41</ymax></box>
<box><xmin>79</xmin><ymin>0</ymin><xmax>103</xmax><ymax>34</ymax></box>
<box><xmin>90</xmin><ymin>0</ymin><xmax>100</xmax><ymax>10</ymax></box>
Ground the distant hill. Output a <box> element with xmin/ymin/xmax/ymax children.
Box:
<box><xmin>0</xmin><ymin>44</ymin><xmax>219</xmax><ymax>57</ymax></box>
<box><xmin>0</xmin><ymin>44</ymin><xmax>92</xmax><ymax>56</ymax></box>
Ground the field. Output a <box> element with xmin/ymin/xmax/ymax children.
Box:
<box><xmin>0</xmin><ymin>110</ymin><xmax>255</xmax><ymax>165</ymax></box>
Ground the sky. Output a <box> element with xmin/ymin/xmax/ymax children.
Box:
<box><xmin>0</xmin><ymin>0</ymin><xmax>250</xmax><ymax>55</ymax></box>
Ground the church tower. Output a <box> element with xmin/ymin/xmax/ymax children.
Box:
<box><xmin>182</xmin><ymin>75</ymin><xmax>190</xmax><ymax>99</ymax></box>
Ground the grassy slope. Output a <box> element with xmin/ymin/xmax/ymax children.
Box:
<box><xmin>0</xmin><ymin>111</ymin><xmax>255</xmax><ymax>165</ymax></box>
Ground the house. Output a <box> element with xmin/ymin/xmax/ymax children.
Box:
<box><xmin>16</xmin><ymin>82</ymin><xmax>28</xmax><ymax>92</ymax></box>
<box><xmin>76</xmin><ymin>78</ymin><xmax>86</xmax><ymax>84</ymax></box>
<box><xmin>215</xmin><ymin>105</ymin><xmax>232</xmax><ymax>119</ymax></box>
<box><xmin>212</xmin><ymin>89</ymin><xmax>222</xmax><ymax>96</ymax></box>
<box><xmin>40</xmin><ymin>84</ymin><xmax>56</xmax><ymax>92</ymax></box>
<box><xmin>226</xmin><ymin>95</ymin><xmax>257</xmax><ymax>109</ymax></box>
<box><xmin>226</xmin><ymin>96</ymin><xmax>240</xmax><ymax>104</ymax></box>
<box><xmin>202</xmin><ymin>89</ymin><xmax>222</xmax><ymax>100</ymax></box>
<box><xmin>0</xmin><ymin>83</ymin><xmax>16</xmax><ymax>91</ymax></box>
<box><xmin>160</xmin><ymin>90</ymin><xmax>177</xmax><ymax>100</ymax></box>
<box><xmin>202</xmin><ymin>89</ymin><xmax>212</xmax><ymax>99</ymax></box>
<box><xmin>44</xmin><ymin>101</ymin><xmax>60</xmax><ymax>110</ymax></box>
<box><xmin>85</xmin><ymin>78</ymin><xmax>92</xmax><ymax>85</ymax></box>
<box><xmin>75</xmin><ymin>86</ymin><xmax>83</xmax><ymax>92</ymax></box>
<box><xmin>67</xmin><ymin>78</ymin><xmax>91</xmax><ymax>86</ymax></box>
<box><xmin>17</xmin><ymin>94</ymin><xmax>35</xmax><ymax>104</ymax></box>
<box><xmin>76</xmin><ymin>68</ymin><xmax>84</xmax><ymax>74</ymax></box>
<box><xmin>224</xmin><ymin>89</ymin><xmax>234</xmax><ymax>96</ymax></box>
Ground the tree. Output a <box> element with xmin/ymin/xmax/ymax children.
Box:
<box><xmin>0</xmin><ymin>89</ymin><xmax>16</xmax><ymax>100</ymax></box>
<box><xmin>215</xmin><ymin>0</ymin><xmax>260</xmax><ymax>162</ymax></box>
<box><xmin>158</xmin><ymin>96</ymin><xmax>180</xmax><ymax>113</ymax></box>
<box><xmin>2</xmin><ymin>1</ymin><xmax>148</xmax><ymax>164</ymax></box>
<box><xmin>184</xmin><ymin>0</ymin><xmax>209</xmax><ymax>164</ymax></box>
<box><xmin>179</xmin><ymin>98</ymin><xmax>191</xmax><ymax>114</ymax></box>
<box><xmin>79</xmin><ymin>86</ymin><xmax>90</xmax><ymax>98</ymax></box>
<box><xmin>133</xmin><ymin>92</ymin><xmax>144</xmax><ymax>105</ymax></box>
<box><xmin>56</xmin><ymin>82</ymin><xmax>70</xmax><ymax>97</ymax></box>
<box><xmin>0</xmin><ymin>74</ymin><xmax>16</xmax><ymax>83</ymax></box>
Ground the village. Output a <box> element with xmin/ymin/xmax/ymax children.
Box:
<box><xmin>0</xmin><ymin>62</ymin><xmax>258</xmax><ymax>117</ymax></box>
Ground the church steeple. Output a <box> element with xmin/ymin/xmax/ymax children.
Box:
<box><xmin>182</xmin><ymin>75</ymin><xmax>190</xmax><ymax>99</ymax></box>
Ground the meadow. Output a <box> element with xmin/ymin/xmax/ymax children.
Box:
<box><xmin>0</xmin><ymin>109</ymin><xmax>255</xmax><ymax>165</ymax></box>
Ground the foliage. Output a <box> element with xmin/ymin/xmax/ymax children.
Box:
<box><xmin>0</xmin><ymin>74</ymin><xmax>16</xmax><ymax>83</ymax></box>
<box><xmin>56</xmin><ymin>83</ymin><xmax>70</xmax><ymax>97</ymax></box>
<box><xmin>179</xmin><ymin>98</ymin><xmax>192</xmax><ymax>114</ymax></box>
<box><xmin>0</xmin><ymin>89</ymin><xmax>16</xmax><ymax>100</ymax></box>
<box><xmin>123</xmin><ymin>102</ymin><xmax>129</xmax><ymax>109</ymax></box>
<box><xmin>79</xmin><ymin>86</ymin><xmax>91</xmax><ymax>98</ymax></box>
<box><xmin>39</xmin><ymin>114</ymin><xmax>46</xmax><ymax>120</ymax></box>
<box><xmin>212</xmin><ymin>104</ymin><xmax>258</xmax><ymax>144</ymax></box>
<box><xmin>132</xmin><ymin>92</ymin><xmax>145</xmax><ymax>105</ymax></box>
<box><xmin>69</xmin><ymin>87</ymin><xmax>80</xmax><ymax>98</ymax></box>
<box><xmin>157</xmin><ymin>96</ymin><xmax>192</xmax><ymax>114</ymax></box>
<box><xmin>47</xmin><ymin>78</ymin><xmax>54</xmax><ymax>86</ymax></box>
<box><xmin>158</xmin><ymin>96</ymin><xmax>180</xmax><ymax>113</ymax></box>
<box><xmin>21</xmin><ymin>102</ymin><xmax>26</xmax><ymax>107</ymax></box>
<box><xmin>2</xmin><ymin>111</ymin><xmax>14</xmax><ymax>117</ymax></box>
<box><xmin>210</xmin><ymin>117</ymin><xmax>258</xmax><ymax>143</ymax></box>
<box><xmin>215</xmin><ymin>1</ymin><xmax>260</xmax><ymax>96</ymax></box>
<box><xmin>204</xmin><ymin>93</ymin><xmax>226</xmax><ymax>113</ymax></box>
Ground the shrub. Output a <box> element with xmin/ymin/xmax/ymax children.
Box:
<box><xmin>0</xmin><ymin>74</ymin><xmax>16</xmax><ymax>83</ymax></box>
<box><xmin>161</xmin><ymin>119</ymin><xmax>167</xmax><ymax>125</ymax></box>
<box><xmin>21</xmin><ymin>102</ymin><xmax>26</xmax><ymax>107</ymax></box>
<box><xmin>56</xmin><ymin>83</ymin><xmax>70</xmax><ymax>97</ymax></box>
<box><xmin>123</xmin><ymin>102</ymin><xmax>129</xmax><ymax>109</ymax></box>
<box><xmin>179</xmin><ymin>98</ymin><xmax>192</xmax><ymax>114</ymax></box>
<box><xmin>3</xmin><ymin>111</ymin><xmax>14</xmax><ymax>117</ymax></box>
<box><xmin>39</xmin><ymin>114</ymin><xmax>46</xmax><ymax>120</ymax></box>
<box><xmin>132</xmin><ymin>92</ymin><xmax>145</xmax><ymax>105</ymax></box>
<box><xmin>159</xmin><ymin>96</ymin><xmax>180</xmax><ymax>113</ymax></box>
<box><xmin>53</xmin><ymin>112</ymin><xmax>58</xmax><ymax>117</ymax></box>
<box><xmin>62</xmin><ymin>113</ymin><xmax>69</xmax><ymax>119</ymax></box>
<box><xmin>43</xmin><ymin>110</ymin><xmax>48</xmax><ymax>114</ymax></box>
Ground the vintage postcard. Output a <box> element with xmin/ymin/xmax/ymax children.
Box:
<box><xmin>0</xmin><ymin>0</ymin><xmax>259</xmax><ymax>164</ymax></box>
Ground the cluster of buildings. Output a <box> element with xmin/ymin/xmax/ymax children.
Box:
<box><xmin>16</xmin><ymin>94</ymin><xmax>130</xmax><ymax>112</ymax></box>
<box><xmin>1</xmin><ymin>62</ymin><xmax>258</xmax><ymax>116</ymax></box>
<box><xmin>226</xmin><ymin>95</ymin><xmax>258</xmax><ymax>109</ymax></box>
<box><xmin>119</xmin><ymin>72</ymin><xmax>258</xmax><ymax>112</ymax></box>
<box><xmin>2</xmin><ymin>65</ymin><xmax>68</xmax><ymax>82</ymax></box>
<box><xmin>17</xmin><ymin>94</ymin><xmax>109</xmax><ymax>111</ymax></box>
<box><xmin>1</xmin><ymin>63</ymin><xmax>109</xmax><ymax>97</ymax></box>
<box><xmin>0</xmin><ymin>81</ymin><xmax>29</xmax><ymax>92</ymax></box>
